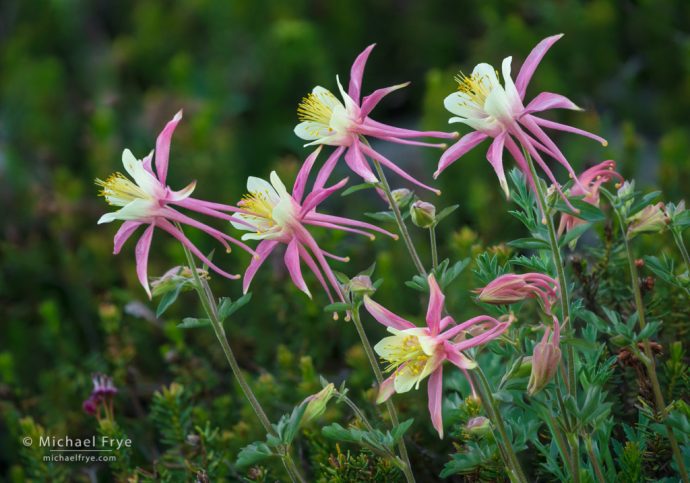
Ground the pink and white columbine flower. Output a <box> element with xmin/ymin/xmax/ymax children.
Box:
<box><xmin>557</xmin><ymin>160</ymin><xmax>623</xmax><ymax>235</ymax></box>
<box><xmin>96</xmin><ymin>111</ymin><xmax>254</xmax><ymax>298</ymax></box>
<box><xmin>364</xmin><ymin>274</ymin><xmax>510</xmax><ymax>438</ymax></box>
<box><xmin>294</xmin><ymin>44</ymin><xmax>456</xmax><ymax>194</ymax></box>
<box><xmin>231</xmin><ymin>146</ymin><xmax>396</xmax><ymax>302</ymax></box>
<box><xmin>475</xmin><ymin>273</ymin><xmax>559</xmax><ymax>315</ymax></box>
<box><xmin>435</xmin><ymin>34</ymin><xmax>607</xmax><ymax>203</ymax></box>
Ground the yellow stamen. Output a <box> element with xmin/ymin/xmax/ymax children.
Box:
<box><xmin>95</xmin><ymin>172</ymin><xmax>149</xmax><ymax>206</ymax></box>
<box><xmin>239</xmin><ymin>191</ymin><xmax>275</xmax><ymax>221</ymax></box>
<box><xmin>380</xmin><ymin>335</ymin><xmax>428</xmax><ymax>374</ymax></box>
<box><xmin>297</xmin><ymin>92</ymin><xmax>335</xmax><ymax>125</ymax></box>
<box><xmin>454</xmin><ymin>71</ymin><xmax>494</xmax><ymax>106</ymax></box>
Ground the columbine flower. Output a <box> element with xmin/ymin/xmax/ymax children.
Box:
<box><xmin>557</xmin><ymin>160</ymin><xmax>623</xmax><ymax>236</ymax></box>
<box><xmin>435</xmin><ymin>34</ymin><xmax>607</xmax><ymax>203</ymax></box>
<box><xmin>231</xmin><ymin>146</ymin><xmax>396</xmax><ymax>302</ymax></box>
<box><xmin>410</xmin><ymin>200</ymin><xmax>437</xmax><ymax>228</ymax></box>
<box><xmin>96</xmin><ymin>111</ymin><xmax>256</xmax><ymax>298</ymax></box>
<box><xmin>475</xmin><ymin>273</ymin><xmax>559</xmax><ymax>315</ymax></box>
<box><xmin>294</xmin><ymin>44</ymin><xmax>456</xmax><ymax>194</ymax></box>
<box><xmin>527</xmin><ymin>319</ymin><xmax>562</xmax><ymax>395</ymax></box>
<box><xmin>83</xmin><ymin>373</ymin><xmax>118</xmax><ymax>419</ymax></box>
<box><xmin>364</xmin><ymin>274</ymin><xmax>510</xmax><ymax>438</ymax></box>
<box><xmin>627</xmin><ymin>202</ymin><xmax>669</xmax><ymax>238</ymax></box>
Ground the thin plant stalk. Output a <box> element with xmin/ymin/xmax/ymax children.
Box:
<box><xmin>584</xmin><ymin>435</ymin><xmax>607</xmax><ymax>483</ymax></box>
<box><xmin>429</xmin><ymin>226</ymin><xmax>439</xmax><ymax>270</ymax></box>
<box><xmin>351</xmin><ymin>305</ymin><xmax>416</xmax><ymax>483</ymax></box>
<box><xmin>613</xmin><ymin>215</ymin><xmax>690</xmax><ymax>483</ymax></box>
<box><xmin>362</xmin><ymin>140</ymin><xmax>426</xmax><ymax>276</ymax></box>
<box><xmin>671</xmin><ymin>229</ymin><xmax>690</xmax><ymax>272</ymax></box>
<box><xmin>177</xmin><ymin>231</ymin><xmax>305</xmax><ymax>483</ymax></box>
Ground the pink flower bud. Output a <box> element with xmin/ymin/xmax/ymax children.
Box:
<box><xmin>528</xmin><ymin>322</ymin><xmax>561</xmax><ymax>395</ymax></box>
<box><xmin>627</xmin><ymin>202</ymin><xmax>669</xmax><ymax>238</ymax></box>
<box><xmin>475</xmin><ymin>273</ymin><xmax>558</xmax><ymax>315</ymax></box>
<box><xmin>410</xmin><ymin>201</ymin><xmax>436</xmax><ymax>228</ymax></box>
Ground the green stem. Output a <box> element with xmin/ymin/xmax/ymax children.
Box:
<box><xmin>472</xmin><ymin>368</ymin><xmax>528</xmax><ymax>483</ymax></box>
<box><xmin>615</xmin><ymin>216</ymin><xmax>690</xmax><ymax>483</ymax></box>
<box><xmin>523</xmin><ymin>149</ymin><xmax>575</xmax><ymax>397</ymax></box>
<box><xmin>671</xmin><ymin>229</ymin><xmax>690</xmax><ymax>272</ymax></box>
<box><xmin>584</xmin><ymin>435</ymin><xmax>606</xmax><ymax>483</ymax></box>
<box><xmin>351</xmin><ymin>305</ymin><xmax>416</xmax><ymax>483</ymax></box>
<box><xmin>545</xmin><ymin>411</ymin><xmax>575</xmax><ymax>479</ymax></box>
<box><xmin>178</xmin><ymin>233</ymin><xmax>305</xmax><ymax>483</ymax></box>
<box><xmin>369</xmin><ymin>154</ymin><xmax>427</xmax><ymax>277</ymax></box>
<box><xmin>429</xmin><ymin>227</ymin><xmax>439</xmax><ymax>270</ymax></box>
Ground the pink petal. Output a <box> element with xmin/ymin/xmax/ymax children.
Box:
<box><xmin>362</xmin><ymin>117</ymin><xmax>456</xmax><ymax>140</ymax></box>
<box><xmin>363</xmin><ymin>296</ymin><xmax>415</xmax><ymax>331</ymax></box>
<box><xmin>293</xmin><ymin>146</ymin><xmax>322</xmax><ymax>204</ymax></box>
<box><xmin>297</xmin><ymin>243</ymin><xmax>335</xmax><ymax>303</ymax></box>
<box><xmin>486</xmin><ymin>133</ymin><xmax>509</xmax><ymax>198</ymax></box>
<box><xmin>359</xmin><ymin>143</ymin><xmax>440</xmax><ymax>194</ymax></box>
<box><xmin>519</xmin><ymin>115</ymin><xmax>582</xmax><ymax>184</ymax></box>
<box><xmin>300</xmin><ymin>177</ymin><xmax>349</xmax><ymax>215</ymax></box>
<box><xmin>284</xmin><ymin>239</ymin><xmax>311</xmax><ymax>298</ymax></box>
<box><xmin>439</xmin><ymin>315</ymin><xmax>454</xmax><ymax>332</ymax></box>
<box><xmin>434</xmin><ymin>131</ymin><xmax>488</xmax><ymax>178</ymax></box>
<box><xmin>113</xmin><ymin>221</ymin><xmax>142</xmax><ymax>254</ymax></box>
<box><xmin>530</xmin><ymin>116</ymin><xmax>608</xmax><ymax>146</ymax></box>
<box><xmin>376</xmin><ymin>136</ymin><xmax>447</xmax><ymax>149</ymax></box>
<box><xmin>242</xmin><ymin>239</ymin><xmax>279</xmax><ymax>293</ymax></box>
<box><xmin>155</xmin><ymin>110</ymin><xmax>183</xmax><ymax>184</ymax></box>
<box><xmin>515</xmin><ymin>34</ymin><xmax>564</xmax><ymax>100</ymax></box>
<box><xmin>344</xmin><ymin>142</ymin><xmax>378</xmax><ymax>183</ymax></box>
<box><xmin>305</xmin><ymin>212</ymin><xmax>396</xmax><ymax>239</ymax></box>
<box><xmin>444</xmin><ymin>344</ymin><xmax>477</xmax><ymax>369</ymax></box>
<box><xmin>349</xmin><ymin>44</ymin><xmax>376</xmax><ymax>103</ymax></box>
<box><xmin>360</xmin><ymin>82</ymin><xmax>410</xmax><ymax>118</ymax></box>
<box><xmin>292</xmin><ymin>223</ymin><xmax>345</xmax><ymax>302</ymax></box>
<box><xmin>313</xmin><ymin>146</ymin><xmax>346</xmax><ymax>192</ymax></box>
<box><xmin>426</xmin><ymin>274</ymin><xmax>444</xmax><ymax>336</ymax></box>
<box><xmin>135</xmin><ymin>224</ymin><xmax>155</xmax><ymax>299</ymax></box>
<box><xmin>376</xmin><ymin>374</ymin><xmax>396</xmax><ymax>404</ymax></box>
<box><xmin>428</xmin><ymin>366</ymin><xmax>444</xmax><ymax>439</ymax></box>
<box><xmin>523</xmin><ymin>92</ymin><xmax>581</xmax><ymax>115</ymax></box>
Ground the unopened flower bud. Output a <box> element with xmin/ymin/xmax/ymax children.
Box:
<box><xmin>465</xmin><ymin>416</ymin><xmax>491</xmax><ymax>436</ymax></box>
<box><xmin>528</xmin><ymin>334</ymin><xmax>561</xmax><ymax>396</ymax></box>
<box><xmin>626</xmin><ymin>202</ymin><xmax>669</xmax><ymax>238</ymax></box>
<box><xmin>302</xmin><ymin>383</ymin><xmax>335</xmax><ymax>424</ymax></box>
<box><xmin>348</xmin><ymin>275</ymin><xmax>376</xmax><ymax>296</ymax></box>
<box><xmin>391</xmin><ymin>188</ymin><xmax>412</xmax><ymax>206</ymax></box>
<box><xmin>410</xmin><ymin>201</ymin><xmax>436</xmax><ymax>228</ymax></box>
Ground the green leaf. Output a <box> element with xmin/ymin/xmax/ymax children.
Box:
<box><xmin>177</xmin><ymin>317</ymin><xmax>211</xmax><ymax>329</ymax></box>
<box><xmin>391</xmin><ymin>419</ymin><xmax>413</xmax><ymax>443</ymax></box>
<box><xmin>508</xmin><ymin>237</ymin><xmax>551</xmax><ymax>250</ymax></box>
<box><xmin>341</xmin><ymin>182</ymin><xmax>377</xmax><ymax>196</ymax></box>
<box><xmin>555</xmin><ymin>197</ymin><xmax>606</xmax><ymax>222</ymax></box>
<box><xmin>217</xmin><ymin>292</ymin><xmax>252</xmax><ymax>321</ymax></box>
<box><xmin>324</xmin><ymin>302</ymin><xmax>350</xmax><ymax>313</ymax></box>
<box><xmin>559</xmin><ymin>222</ymin><xmax>592</xmax><ymax>248</ymax></box>
<box><xmin>156</xmin><ymin>283</ymin><xmax>184</xmax><ymax>318</ymax></box>
<box><xmin>236</xmin><ymin>442</ymin><xmax>274</xmax><ymax>468</ymax></box>
<box><xmin>283</xmin><ymin>403</ymin><xmax>307</xmax><ymax>445</ymax></box>
<box><xmin>434</xmin><ymin>204</ymin><xmax>459</xmax><ymax>225</ymax></box>
<box><xmin>364</xmin><ymin>211</ymin><xmax>396</xmax><ymax>222</ymax></box>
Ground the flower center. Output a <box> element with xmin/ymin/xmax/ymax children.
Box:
<box><xmin>96</xmin><ymin>172</ymin><xmax>150</xmax><ymax>206</ymax></box>
<box><xmin>297</xmin><ymin>92</ymin><xmax>335</xmax><ymax>126</ymax></box>
<box><xmin>238</xmin><ymin>190</ymin><xmax>278</xmax><ymax>233</ymax></box>
<box><xmin>380</xmin><ymin>335</ymin><xmax>429</xmax><ymax>375</ymax></box>
<box><xmin>454</xmin><ymin>71</ymin><xmax>495</xmax><ymax>108</ymax></box>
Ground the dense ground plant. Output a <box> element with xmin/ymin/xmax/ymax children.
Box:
<box><xmin>7</xmin><ymin>32</ymin><xmax>689</xmax><ymax>482</ymax></box>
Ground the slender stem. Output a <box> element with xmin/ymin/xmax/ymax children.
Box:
<box><xmin>472</xmin><ymin>368</ymin><xmax>528</xmax><ymax>483</ymax></box>
<box><xmin>615</xmin><ymin>216</ymin><xmax>690</xmax><ymax>483</ymax></box>
<box><xmin>671</xmin><ymin>229</ymin><xmax>690</xmax><ymax>272</ymax></box>
<box><xmin>523</xmin><ymin>149</ymin><xmax>575</xmax><ymax>398</ymax></box>
<box><xmin>429</xmin><ymin>227</ymin><xmax>439</xmax><ymax>270</ymax></box>
<box><xmin>369</xmin><ymin>156</ymin><xmax>427</xmax><ymax>277</ymax></box>
<box><xmin>351</xmin><ymin>305</ymin><xmax>416</xmax><ymax>483</ymax></box>
<box><xmin>584</xmin><ymin>435</ymin><xmax>606</xmax><ymax>483</ymax></box>
<box><xmin>545</xmin><ymin>411</ymin><xmax>575</xmax><ymax>479</ymax></box>
<box><xmin>177</xmin><ymin>233</ymin><xmax>305</xmax><ymax>483</ymax></box>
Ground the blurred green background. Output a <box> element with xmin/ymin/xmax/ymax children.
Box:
<box><xmin>1</xmin><ymin>0</ymin><xmax>689</xmax><ymax>479</ymax></box>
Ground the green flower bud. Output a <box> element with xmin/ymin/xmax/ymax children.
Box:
<box><xmin>626</xmin><ymin>202</ymin><xmax>669</xmax><ymax>238</ymax></box>
<box><xmin>410</xmin><ymin>201</ymin><xmax>436</xmax><ymax>228</ymax></box>
<box><xmin>465</xmin><ymin>416</ymin><xmax>491</xmax><ymax>436</ymax></box>
<box><xmin>391</xmin><ymin>188</ymin><xmax>412</xmax><ymax>206</ymax></box>
<box><xmin>302</xmin><ymin>383</ymin><xmax>335</xmax><ymax>424</ymax></box>
<box><xmin>348</xmin><ymin>275</ymin><xmax>376</xmax><ymax>296</ymax></box>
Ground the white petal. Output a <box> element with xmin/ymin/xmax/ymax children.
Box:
<box><xmin>294</xmin><ymin>121</ymin><xmax>332</xmax><ymax>141</ymax></box>
<box><xmin>122</xmin><ymin>149</ymin><xmax>161</xmax><ymax>196</ymax></box>
<box><xmin>501</xmin><ymin>56</ymin><xmax>522</xmax><ymax>109</ymax></box>
<box><xmin>269</xmin><ymin>171</ymin><xmax>290</xmax><ymax>199</ymax></box>
<box><xmin>247</xmin><ymin>176</ymin><xmax>279</xmax><ymax>202</ymax></box>
<box><xmin>312</xmin><ymin>86</ymin><xmax>343</xmax><ymax>111</ymax></box>
<box><xmin>472</xmin><ymin>63</ymin><xmax>500</xmax><ymax>89</ymax></box>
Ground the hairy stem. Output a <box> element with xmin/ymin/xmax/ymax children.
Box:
<box><xmin>351</xmin><ymin>305</ymin><xmax>416</xmax><ymax>483</ymax></box>
<box><xmin>616</xmin><ymin>217</ymin><xmax>689</xmax><ymax>483</ymax></box>
<box><xmin>429</xmin><ymin>226</ymin><xmax>439</xmax><ymax>270</ymax></box>
<box><xmin>177</xmin><ymin>232</ymin><xmax>305</xmax><ymax>483</ymax></box>
<box><xmin>472</xmin><ymin>368</ymin><xmax>528</xmax><ymax>483</ymax></box>
<box><xmin>369</xmin><ymin>155</ymin><xmax>427</xmax><ymax>277</ymax></box>
<box><xmin>671</xmin><ymin>229</ymin><xmax>690</xmax><ymax>272</ymax></box>
<box><xmin>584</xmin><ymin>435</ymin><xmax>606</xmax><ymax>483</ymax></box>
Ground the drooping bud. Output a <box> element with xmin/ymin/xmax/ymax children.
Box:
<box><xmin>626</xmin><ymin>202</ymin><xmax>669</xmax><ymax>238</ymax></box>
<box><xmin>528</xmin><ymin>321</ymin><xmax>561</xmax><ymax>396</ymax></box>
<box><xmin>151</xmin><ymin>265</ymin><xmax>209</xmax><ymax>297</ymax></box>
<box><xmin>348</xmin><ymin>275</ymin><xmax>376</xmax><ymax>297</ymax></box>
<box><xmin>465</xmin><ymin>416</ymin><xmax>491</xmax><ymax>436</ymax></box>
<box><xmin>410</xmin><ymin>201</ymin><xmax>436</xmax><ymax>228</ymax></box>
<box><xmin>391</xmin><ymin>188</ymin><xmax>412</xmax><ymax>206</ymax></box>
<box><xmin>302</xmin><ymin>383</ymin><xmax>336</xmax><ymax>424</ymax></box>
<box><xmin>475</xmin><ymin>273</ymin><xmax>558</xmax><ymax>316</ymax></box>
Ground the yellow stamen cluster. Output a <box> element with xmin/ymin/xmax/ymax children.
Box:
<box><xmin>297</xmin><ymin>92</ymin><xmax>335</xmax><ymax>125</ymax></box>
<box><xmin>454</xmin><ymin>71</ymin><xmax>494</xmax><ymax>107</ymax></box>
<box><xmin>380</xmin><ymin>335</ymin><xmax>428</xmax><ymax>375</ymax></box>
<box><xmin>95</xmin><ymin>172</ymin><xmax>148</xmax><ymax>206</ymax></box>
<box><xmin>238</xmin><ymin>191</ymin><xmax>276</xmax><ymax>234</ymax></box>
